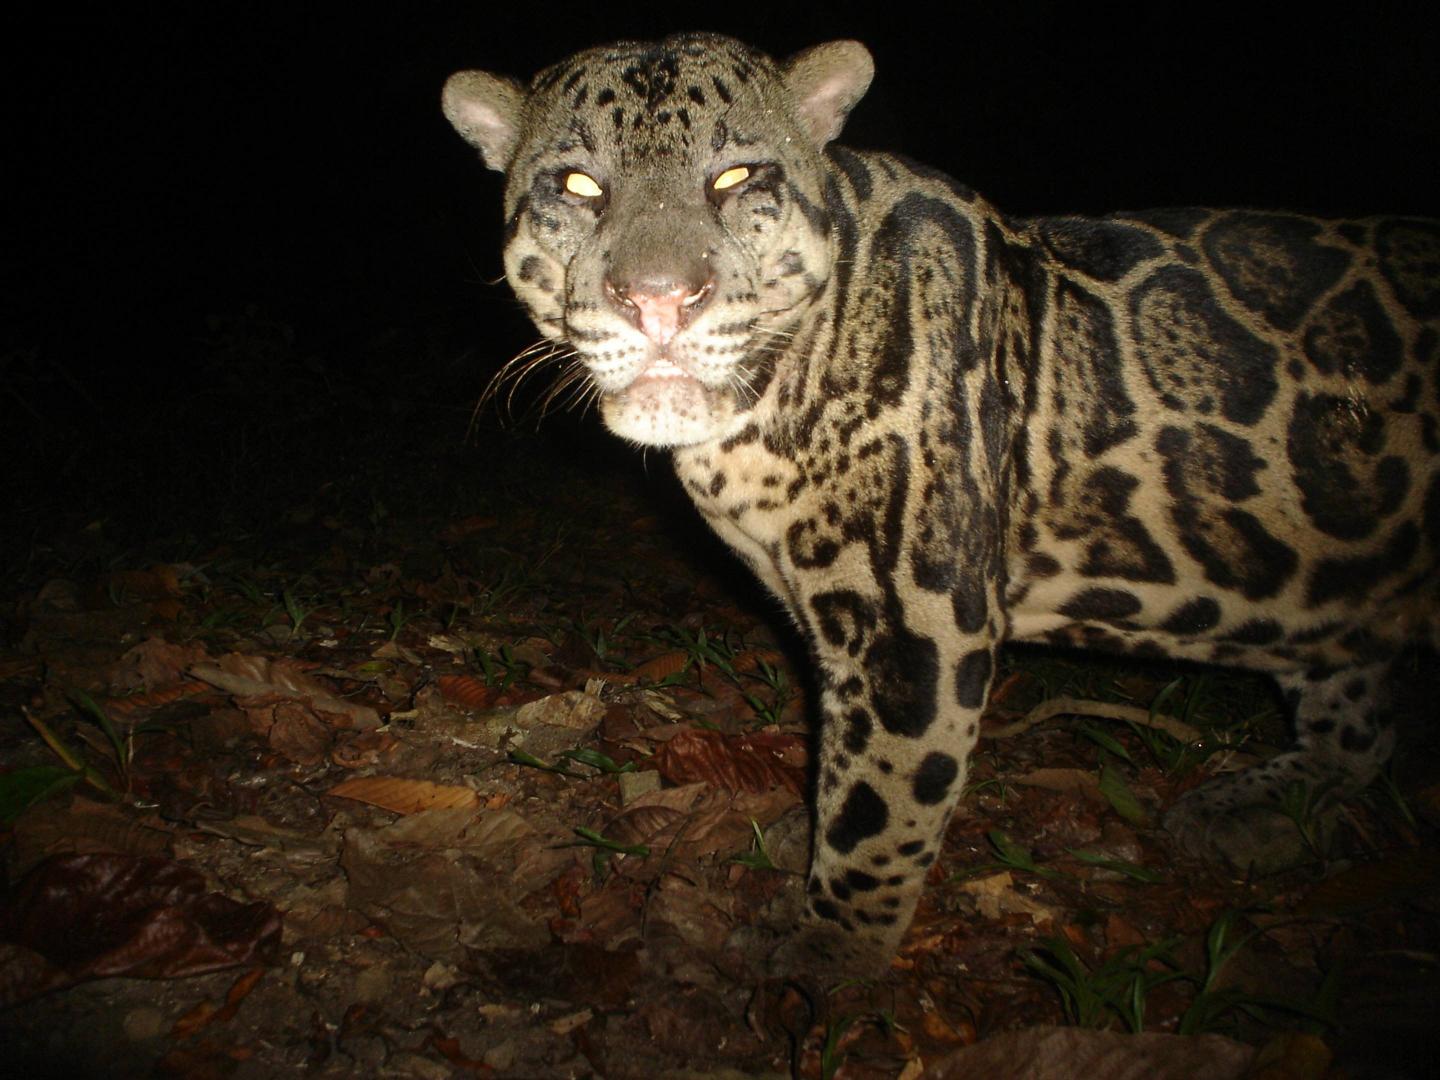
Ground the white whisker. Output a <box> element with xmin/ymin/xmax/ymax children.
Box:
<box><xmin>472</xmin><ymin>338</ymin><xmax>592</xmax><ymax>432</ymax></box>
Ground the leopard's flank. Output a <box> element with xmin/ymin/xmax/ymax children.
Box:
<box><xmin>444</xmin><ymin>34</ymin><xmax>1440</xmax><ymax>975</ymax></box>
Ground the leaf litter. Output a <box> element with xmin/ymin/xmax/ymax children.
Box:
<box><xmin>3</xmin><ymin>417</ymin><xmax>1439</xmax><ymax>1079</ymax></box>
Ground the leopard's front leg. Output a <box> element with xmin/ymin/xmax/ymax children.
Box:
<box><xmin>773</xmin><ymin>587</ymin><xmax>997</xmax><ymax>976</ymax></box>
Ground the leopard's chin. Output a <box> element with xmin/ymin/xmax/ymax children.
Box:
<box><xmin>598</xmin><ymin>378</ymin><xmax>741</xmax><ymax>448</ymax></box>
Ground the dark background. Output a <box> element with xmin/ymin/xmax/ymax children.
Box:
<box><xmin>4</xmin><ymin>2</ymin><xmax>1437</xmax><ymax>547</ymax></box>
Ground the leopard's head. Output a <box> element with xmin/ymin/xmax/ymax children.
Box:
<box><xmin>444</xmin><ymin>33</ymin><xmax>872</xmax><ymax>446</ymax></box>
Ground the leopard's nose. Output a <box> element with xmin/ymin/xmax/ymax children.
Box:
<box><xmin>604</xmin><ymin>276</ymin><xmax>714</xmax><ymax>345</ymax></box>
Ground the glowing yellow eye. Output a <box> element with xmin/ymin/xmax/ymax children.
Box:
<box><xmin>713</xmin><ymin>166</ymin><xmax>751</xmax><ymax>191</ymax></box>
<box><xmin>564</xmin><ymin>172</ymin><xmax>604</xmax><ymax>198</ymax></box>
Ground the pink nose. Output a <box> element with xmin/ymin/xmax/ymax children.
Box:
<box><xmin>604</xmin><ymin>278</ymin><xmax>714</xmax><ymax>345</ymax></box>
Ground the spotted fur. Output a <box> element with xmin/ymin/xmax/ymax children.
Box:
<box><xmin>445</xmin><ymin>33</ymin><xmax>1440</xmax><ymax>974</ymax></box>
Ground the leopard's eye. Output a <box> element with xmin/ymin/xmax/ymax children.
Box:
<box><xmin>712</xmin><ymin>166</ymin><xmax>751</xmax><ymax>192</ymax></box>
<box><xmin>564</xmin><ymin>172</ymin><xmax>604</xmax><ymax>198</ymax></box>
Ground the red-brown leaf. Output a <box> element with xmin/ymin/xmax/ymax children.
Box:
<box><xmin>0</xmin><ymin>854</ymin><xmax>281</xmax><ymax>1005</ymax></box>
<box><xmin>653</xmin><ymin>729</ymin><xmax>807</xmax><ymax>795</ymax></box>
<box><xmin>437</xmin><ymin>673</ymin><xmax>500</xmax><ymax>710</ymax></box>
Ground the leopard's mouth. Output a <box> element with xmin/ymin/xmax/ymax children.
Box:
<box><xmin>631</xmin><ymin>356</ymin><xmax>696</xmax><ymax>385</ymax></box>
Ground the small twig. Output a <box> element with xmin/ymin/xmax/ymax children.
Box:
<box><xmin>983</xmin><ymin>695</ymin><xmax>1204</xmax><ymax>744</ymax></box>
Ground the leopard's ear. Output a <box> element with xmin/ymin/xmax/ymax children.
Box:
<box><xmin>443</xmin><ymin>71</ymin><xmax>526</xmax><ymax>172</ymax></box>
<box><xmin>783</xmin><ymin>41</ymin><xmax>874</xmax><ymax>147</ymax></box>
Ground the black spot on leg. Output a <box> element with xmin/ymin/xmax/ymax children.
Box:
<box><xmin>955</xmin><ymin>648</ymin><xmax>993</xmax><ymax>709</ymax></box>
<box><xmin>788</xmin><ymin>518</ymin><xmax>841</xmax><ymax>569</ymax></box>
<box><xmin>951</xmin><ymin>573</ymin><xmax>989</xmax><ymax>634</ymax></box>
<box><xmin>825</xmin><ymin>782</ymin><xmax>888</xmax><ymax>854</ymax></box>
<box><xmin>843</xmin><ymin>708</ymin><xmax>872</xmax><ymax>754</ymax></box>
<box><xmin>845</xmin><ymin>870</ymin><xmax>880</xmax><ymax>891</ymax></box>
<box><xmin>1340</xmin><ymin>725</ymin><xmax>1378</xmax><ymax>752</ymax></box>
<box><xmin>810</xmin><ymin>590</ymin><xmax>878</xmax><ymax>655</ymax></box>
<box><xmin>866</xmin><ymin>626</ymin><xmax>939</xmax><ymax>737</ymax></box>
<box><xmin>913</xmin><ymin>752</ymin><xmax>959</xmax><ymax>805</ymax></box>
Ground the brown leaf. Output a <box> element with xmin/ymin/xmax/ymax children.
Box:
<box><xmin>631</xmin><ymin>650</ymin><xmax>691</xmax><ymax>683</ymax></box>
<box><xmin>102</xmin><ymin>680</ymin><xmax>211</xmax><ymax>720</ymax></box>
<box><xmin>1016</xmin><ymin>767</ymin><xmax>1105</xmax><ymax>802</ymax></box>
<box><xmin>170</xmin><ymin>967</ymin><xmax>265</xmax><ymax>1039</ymax></box>
<box><xmin>727</xmin><ymin>648</ymin><xmax>787</xmax><ymax>674</ymax></box>
<box><xmin>105</xmin><ymin>564</ymin><xmax>184</xmax><ymax>600</ymax></box>
<box><xmin>653</xmin><ymin>729</ymin><xmax>806</xmax><ymax>795</ymax></box>
<box><xmin>9</xmin><ymin>798</ymin><xmax>173</xmax><ymax>879</ymax></box>
<box><xmin>111</xmin><ymin>636</ymin><xmax>210</xmax><ymax>693</ymax></box>
<box><xmin>340</xmin><ymin>809</ymin><xmax>563</xmax><ymax>960</ymax></box>
<box><xmin>327</xmin><ymin>776</ymin><xmax>480</xmax><ymax>815</ymax></box>
<box><xmin>190</xmin><ymin>653</ymin><xmax>380</xmax><ymax>729</ymax></box>
<box><xmin>0</xmin><ymin>854</ymin><xmax>281</xmax><ymax>1005</ymax></box>
<box><xmin>437</xmin><ymin>673</ymin><xmax>500</xmax><ymax>711</ymax></box>
<box><xmin>606</xmin><ymin>786</ymin><xmax>799</xmax><ymax>866</ymax></box>
<box><xmin>330</xmin><ymin>729</ymin><xmax>400</xmax><ymax>768</ymax></box>
<box><xmin>266</xmin><ymin>701</ymin><xmax>332</xmax><ymax>765</ymax></box>
<box><xmin>514</xmin><ymin>690</ymin><xmax>607</xmax><ymax>731</ymax></box>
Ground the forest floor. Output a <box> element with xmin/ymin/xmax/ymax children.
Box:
<box><xmin>2</xmin><ymin>317</ymin><xmax>1439</xmax><ymax>1078</ymax></box>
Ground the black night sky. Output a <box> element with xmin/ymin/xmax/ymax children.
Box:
<box><xmin>5</xmin><ymin>3</ymin><xmax>1438</xmax><ymax>533</ymax></box>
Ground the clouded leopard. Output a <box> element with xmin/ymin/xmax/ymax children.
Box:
<box><xmin>444</xmin><ymin>33</ymin><xmax>1440</xmax><ymax>974</ymax></box>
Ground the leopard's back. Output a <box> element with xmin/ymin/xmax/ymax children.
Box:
<box><xmin>1008</xmin><ymin>209</ymin><xmax>1440</xmax><ymax>667</ymax></box>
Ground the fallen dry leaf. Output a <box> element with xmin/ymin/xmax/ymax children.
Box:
<box><xmin>264</xmin><ymin>700</ymin><xmax>332</xmax><ymax>764</ymax></box>
<box><xmin>170</xmin><ymin>966</ymin><xmax>265</xmax><ymax>1039</ymax></box>
<box><xmin>955</xmin><ymin>871</ymin><xmax>1058</xmax><ymax>923</ymax></box>
<box><xmin>190</xmin><ymin>653</ymin><xmax>380</xmax><ymax>729</ymax></box>
<box><xmin>340</xmin><ymin>808</ymin><xmax>567</xmax><ymax>961</ymax></box>
<box><xmin>0</xmin><ymin>854</ymin><xmax>281</xmax><ymax>1005</ymax></box>
<box><xmin>1016</xmin><ymin>767</ymin><xmax>1104</xmax><ymax>803</ymax></box>
<box><xmin>102</xmin><ymin>680</ymin><xmax>211</xmax><ymax>720</ymax></box>
<box><xmin>111</xmin><ymin>636</ymin><xmax>211</xmax><ymax>693</ymax></box>
<box><xmin>630</xmin><ymin>650</ymin><xmax>691</xmax><ymax>683</ymax></box>
<box><xmin>653</xmin><ymin>728</ymin><xmax>806</xmax><ymax>795</ymax></box>
<box><xmin>10</xmin><ymin>797</ymin><xmax>174</xmax><ymax>879</ymax></box>
<box><xmin>606</xmin><ymin>785</ymin><xmax>799</xmax><ymax>867</ymax></box>
<box><xmin>513</xmin><ymin>690</ymin><xmax>607</xmax><ymax>731</ymax></box>
<box><xmin>436</xmin><ymin>673</ymin><xmax>500</xmax><ymax>711</ymax></box>
<box><xmin>327</xmin><ymin>776</ymin><xmax>480</xmax><ymax>814</ymax></box>
<box><xmin>330</xmin><ymin>728</ymin><xmax>401</xmax><ymax>768</ymax></box>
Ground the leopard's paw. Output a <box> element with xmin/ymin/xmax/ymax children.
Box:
<box><xmin>1164</xmin><ymin>788</ymin><xmax>1326</xmax><ymax>875</ymax></box>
